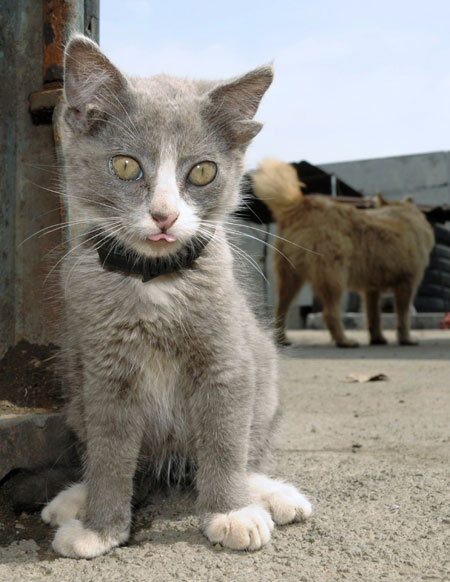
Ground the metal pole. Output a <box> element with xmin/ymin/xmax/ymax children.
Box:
<box><xmin>0</xmin><ymin>0</ymin><xmax>99</xmax><ymax>357</ymax></box>
<box><xmin>331</xmin><ymin>174</ymin><xmax>337</xmax><ymax>198</ymax></box>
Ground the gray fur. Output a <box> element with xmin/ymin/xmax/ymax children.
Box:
<box><xmin>54</xmin><ymin>35</ymin><xmax>281</xmax><ymax>549</ymax></box>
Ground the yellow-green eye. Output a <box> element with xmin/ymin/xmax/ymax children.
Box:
<box><xmin>188</xmin><ymin>162</ymin><xmax>217</xmax><ymax>186</ymax></box>
<box><xmin>110</xmin><ymin>155</ymin><xmax>142</xmax><ymax>181</ymax></box>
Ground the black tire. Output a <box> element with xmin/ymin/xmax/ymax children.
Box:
<box><xmin>427</xmin><ymin>255</ymin><xmax>450</xmax><ymax>273</ymax></box>
<box><xmin>432</xmin><ymin>243</ymin><xmax>450</xmax><ymax>261</ymax></box>
<box><xmin>414</xmin><ymin>296</ymin><xmax>449</xmax><ymax>312</ymax></box>
<box><xmin>433</xmin><ymin>224</ymin><xmax>450</xmax><ymax>246</ymax></box>
<box><xmin>414</xmin><ymin>225</ymin><xmax>450</xmax><ymax>312</ymax></box>
<box><xmin>419</xmin><ymin>269</ymin><xmax>450</xmax><ymax>288</ymax></box>
<box><xmin>417</xmin><ymin>282</ymin><xmax>450</xmax><ymax>300</ymax></box>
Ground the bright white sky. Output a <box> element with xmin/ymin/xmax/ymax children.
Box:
<box><xmin>100</xmin><ymin>0</ymin><xmax>450</xmax><ymax>170</ymax></box>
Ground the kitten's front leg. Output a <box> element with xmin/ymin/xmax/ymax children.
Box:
<box><xmin>192</xmin><ymin>372</ymin><xmax>274</xmax><ymax>551</ymax></box>
<box><xmin>49</xmin><ymin>398</ymin><xmax>143</xmax><ymax>559</ymax></box>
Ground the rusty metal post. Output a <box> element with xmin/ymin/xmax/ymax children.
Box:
<box><xmin>0</xmin><ymin>0</ymin><xmax>100</xmax><ymax>505</ymax></box>
<box><xmin>0</xmin><ymin>0</ymin><xmax>99</xmax><ymax>358</ymax></box>
<box><xmin>30</xmin><ymin>0</ymin><xmax>100</xmax><ymax>123</ymax></box>
<box><xmin>0</xmin><ymin>1</ymin><xmax>18</xmax><ymax>357</ymax></box>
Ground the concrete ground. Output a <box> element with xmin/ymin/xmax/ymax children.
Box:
<box><xmin>1</xmin><ymin>329</ymin><xmax>449</xmax><ymax>581</ymax></box>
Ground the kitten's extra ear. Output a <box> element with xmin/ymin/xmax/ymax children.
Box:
<box><xmin>64</xmin><ymin>34</ymin><xmax>127</xmax><ymax>133</ymax></box>
<box><xmin>206</xmin><ymin>65</ymin><xmax>274</xmax><ymax>146</ymax></box>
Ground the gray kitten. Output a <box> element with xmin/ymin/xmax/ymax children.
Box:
<box><xmin>41</xmin><ymin>35</ymin><xmax>312</xmax><ymax>558</ymax></box>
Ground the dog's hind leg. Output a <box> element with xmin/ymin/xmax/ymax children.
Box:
<box><xmin>365</xmin><ymin>290</ymin><xmax>388</xmax><ymax>345</ymax></box>
<box><xmin>393</xmin><ymin>282</ymin><xmax>418</xmax><ymax>345</ymax></box>
<box><xmin>274</xmin><ymin>262</ymin><xmax>304</xmax><ymax>345</ymax></box>
<box><xmin>316</xmin><ymin>281</ymin><xmax>358</xmax><ymax>347</ymax></box>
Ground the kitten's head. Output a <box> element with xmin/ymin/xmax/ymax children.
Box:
<box><xmin>62</xmin><ymin>35</ymin><xmax>272</xmax><ymax>259</ymax></box>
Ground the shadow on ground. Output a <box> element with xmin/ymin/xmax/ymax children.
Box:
<box><xmin>281</xmin><ymin>329</ymin><xmax>450</xmax><ymax>360</ymax></box>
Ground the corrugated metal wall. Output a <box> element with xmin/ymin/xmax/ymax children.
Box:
<box><xmin>321</xmin><ymin>151</ymin><xmax>450</xmax><ymax>206</ymax></box>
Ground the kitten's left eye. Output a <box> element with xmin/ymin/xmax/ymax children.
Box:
<box><xmin>188</xmin><ymin>162</ymin><xmax>217</xmax><ymax>186</ymax></box>
<box><xmin>109</xmin><ymin>155</ymin><xmax>143</xmax><ymax>181</ymax></box>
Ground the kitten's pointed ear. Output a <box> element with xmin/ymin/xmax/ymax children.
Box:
<box><xmin>64</xmin><ymin>34</ymin><xmax>127</xmax><ymax>133</ymax></box>
<box><xmin>206</xmin><ymin>65</ymin><xmax>274</xmax><ymax>146</ymax></box>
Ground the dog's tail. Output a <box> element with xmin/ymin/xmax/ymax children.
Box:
<box><xmin>251</xmin><ymin>158</ymin><xmax>304</xmax><ymax>219</ymax></box>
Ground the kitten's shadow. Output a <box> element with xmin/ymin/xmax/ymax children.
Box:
<box><xmin>129</xmin><ymin>488</ymin><xmax>263</xmax><ymax>555</ymax></box>
<box><xmin>128</xmin><ymin>488</ymin><xmax>212</xmax><ymax>551</ymax></box>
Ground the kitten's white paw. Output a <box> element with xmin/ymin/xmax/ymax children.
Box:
<box><xmin>42</xmin><ymin>483</ymin><xmax>87</xmax><ymax>527</ymax></box>
<box><xmin>249</xmin><ymin>474</ymin><xmax>312</xmax><ymax>525</ymax></box>
<box><xmin>204</xmin><ymin>505</ymin><xmax>274</xmax><ymax>551</ymax></box>
<box><xmin>52</xmin><ymin>519</ymin><xmax>128</xmax><ymax>559</ymax></box>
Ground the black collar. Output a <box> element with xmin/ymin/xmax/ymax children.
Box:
<box><xmin>93</xmin><ymin>229</ymin><xmax>214</xmax><ymax>283</ymax></box>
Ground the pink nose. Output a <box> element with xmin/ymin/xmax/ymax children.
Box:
<box><xmin>151</xmin><ymin>212</ymin><xmax>179</xmax><ymax>230</ymax></box>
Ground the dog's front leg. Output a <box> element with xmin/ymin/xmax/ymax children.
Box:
<box><xmin>192</xmin><ymin>370</ymin><xmax>274</xmax><ymax>551</ymax></box>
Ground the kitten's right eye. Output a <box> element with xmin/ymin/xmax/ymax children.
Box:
<box><xmin>109</xmin><ymin>155</ymin><xmax>143</xmax><ymax>181</ymax></box>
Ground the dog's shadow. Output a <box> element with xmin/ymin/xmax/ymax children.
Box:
<box><xmin>278</xmin><ymin>334</ymin><xmax>450</xmax><ymax>361</ymax></box>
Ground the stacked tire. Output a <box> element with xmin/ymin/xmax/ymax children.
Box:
<box><xmin>414</xmin><ymin>224</ymin><xmax>450</xmax><ymax>312</ymax></box>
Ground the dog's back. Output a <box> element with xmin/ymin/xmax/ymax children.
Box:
<box><xmin>355</xmin><ymin>200</ymin><xmax>434</xmax><ymax>290</ymax></box>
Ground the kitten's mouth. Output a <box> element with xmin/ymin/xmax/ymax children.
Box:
<box><xmin>147</xmin><ymin>233</ymin><xmax>178</xmax><ymax>243</ymax></box>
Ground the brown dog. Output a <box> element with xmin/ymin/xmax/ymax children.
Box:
<box><xmin>251</xmin><ymin>158</ymin><xmax>435</xmax><ymax>347</ymax></box>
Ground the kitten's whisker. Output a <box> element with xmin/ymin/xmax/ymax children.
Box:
<box><xmin>24</xmin><ymin>162</ymin><xmax>82</xmax><ymax>174</ymax></box>
<box><xmin>64</xmin><ymin>254</ymin><xmax>89</xmax><ymax>292</ymax></box>
<box><xmin>25</xmin><ymin>179</ymin><xmax>123</xmax><ymax>213</ymax></box>
<box><xmin>42</xmin><ymin>218</ymin><xmax>123</xmax><ymax>241</ymax></box>
<box><xmin>88</xmin><ymin>117</ymin><xmax>136</xmax><ymax>142</ymax></box>
<box><xmin>236</xmin><ymin>197</ymin><xmax>268</xmax><ymax>224</ymax></box>
<box><xmin>227</xmin><ymin>240</ymin><xmax>268</xmax><ymax>283</ymax></box>
<box><xmin>65</xmin><ymin>194</ymin><xmax>124</xmax><ymax>213</ymax></box>
<box><xmin>209</xmin><ymin>219</ymin><xmax>321</xmax><ymax>256</ymax></box>
<box><xmin>101</xmin><ymin>86</ymin><xmax>139</xmax><ymax>136</ymax></box>
<box><xmin>21</xmin><ymin>205</ymin><xmax>67</xmax><ymax>224</ymax></box>
<box><xmin>97</xmin><ymin>100</ymin><xmax>137</xmax><ymax>138</ymax></box>
<box><xmin>19</xmin><ymin>217</ymin><xmax>121</xmax><ymax>246</ymax></box>
<box><xmin>44</xmin><ymin>224</ymin><xmax>128</xmax><ymax>285</ymax></box>
<box><xmin>202</xmin><ymin>221</ymin><xmax>298</xmax><ymax>269</ymax></box>
<box><xmin>196</xmin><ymin>226</ymin><xmax>268</xmax><ymax>283</ymax></box>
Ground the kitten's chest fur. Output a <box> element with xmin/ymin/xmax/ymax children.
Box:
<box><xmin>138</xmin><ymin>347</ymin><xmax>189</xmax><ymax>451</ymax></box>
<box><xmin>64</xmin><ymin>258</ymin><xmax>219</xmax><ymax>446</ymax></box>
<box><xmin>107</xmin><ymin>274</ymin><xmax>199</xmax><ymax>389</ymax></box>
